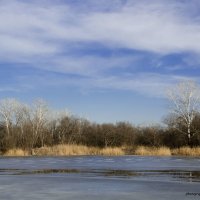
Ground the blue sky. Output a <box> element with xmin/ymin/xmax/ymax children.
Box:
<box><xmin>0</xmin><ymin>0</ymin><xmax>200</xmax><ymax>125</ymax></box>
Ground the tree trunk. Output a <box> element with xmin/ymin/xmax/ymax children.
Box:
<box><xmin>187</xmin><ymin>133</ymin><xmax>191</xmax><ymax>146</ymax></box>
<box><xmin>187</xmin><ymin>124</ymin><xmax>191</xmax><ymax>146</ymax></box>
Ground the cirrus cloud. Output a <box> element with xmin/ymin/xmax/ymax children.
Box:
<box><xmin>0</xmin><ymin>0</ymin><xmax>200</xmax><ymax>97</ymax></box>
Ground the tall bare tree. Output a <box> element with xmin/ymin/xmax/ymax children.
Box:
<box><xmin>31</xmin><ymin>99</ymin><xmax>49</xmax><ymax>147</ymax></box>
<box><xmin>13</xmin><ymin>102</ymin><xmax>31</xmax><ymax>147</ymax></box>
<box><xmin>0</xmin><ymin>98</ymin><xmax>20</xmax><ymax>137</ymax></box>
<box><xmin>167</xmin><ymin>80</ymin><xmax>200</xmax><ymax>145</ymax></box>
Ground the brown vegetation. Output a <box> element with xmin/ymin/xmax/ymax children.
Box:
<box><xmin>3</xmin><ymin>145</ymin><xmax>200</xmax><ymax>157</ymax></box>
<box><xmin>172</xmin><ymin>147</ymin><xmax>200</xmax><ymax>156</ymax></box>
<box><xmin>3</xmin><ymin>145</ymin><xmax>125</xmax><ymax>156</ymax></box>
<box><xmin>134</xmin><ymin>146</ymin><xmax>171</xmax><ymax>156</ymax></box>
<box><xmin>33</xmin><ymin>145</ymin><xmax>98</xmax><ymax>156</ymax></box>
<box><xmin>4</xmin><ymin>148</ymin><xmax>29</xmax><ymax>156</ymax></box>
<box><xmin>98</xmin><ymin>147</ymin><xmax>125</xmax><ymax>156</ymax></box>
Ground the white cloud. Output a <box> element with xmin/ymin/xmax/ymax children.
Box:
<box><xmin>81</xmin><ymin>1</ymin><xmax>200</xmax><ymax>54</ymax></box>
<box><xmin>0</xmin><ymin>87</ymin><xmax>19</xmax><ymax>92</ymax></box>
<box><xmin>0</xmin><ymin>0</ymin><xmax>200</xmax><ymax>97</ymax></box>
<box><xmin>0</xmin><ymin>0</ymin><xmax>200</xmax><ymax>58</ymax></box>
<box><xmin>84</xmin><ymin>73</ymin><xmax>190</xmax><ymax>97</ymax></box>
<box><xmin>17</xmin><ymin>70</ymin><xmax>194</xmax><ymax>98</ymax></box>
<box><xmin>28</xmin><ymin>53</ymin><xmax>142</xmax><ymax>77</ymax></box>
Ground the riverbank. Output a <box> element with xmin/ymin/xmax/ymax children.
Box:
<box><xmin>2</xmin><ymin>145</ymin><xmax>200</xmax><ymax>157</ymax></box>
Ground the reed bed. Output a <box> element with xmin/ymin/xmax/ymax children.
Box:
<box><xmin>3</xmin><ymin>145</ymin><xmax>200</xmax><ymax>157</ymax></box>
<box><xmin>172</xmin><ymin>147</ymin><xmax>200</xmax><ymax>156</ymax></box>
<box><xmin>4</xmin><ymin>148</ymin><xmax>29</xmax><ymax>156</ymax></box>
<box><xmin>99</xmin><ymin>147</ymin><xmax>125</xmax><ymax>156</ymax></box>
<box><xmin>134</xmin><ymin>146</ymin><xmax>171</xmax><ymax>156</ymax></box>
<box><xmin>33</xmin><ymin>145</ymin><xmax>125</xmax><ymax>156</ymax></box>
<box><xmin>32</xmin><ymin>145</ymin><xmax>99</xmax><ymax>156</ymax></box>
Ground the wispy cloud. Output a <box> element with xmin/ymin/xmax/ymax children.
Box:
<box><xmin>16</xmin><ymin>69</ymin><xmax>193</xmax><ymax>98</ymax></box>
<box><xmin>1</xmin><ymin>0</ymin><xmax>200</xmax><ymax>57</ymax></box>
<box><xmin>0</xmin><ymin>0</ymin><xmax>200</xmax><ymax>97</ymax></box>
<box><xmin>0</xmin><ymin>87</ymin><xmax>19</xmax><ymax>92</ymax></box>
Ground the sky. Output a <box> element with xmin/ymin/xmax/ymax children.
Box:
<box><xmin>0</xmin><ymin>0</ymin><xmax>200</xmax><ymax>125</ymax></box>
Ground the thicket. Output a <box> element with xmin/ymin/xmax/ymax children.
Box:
<box><xmin>0</xmin><ymin>98</ymin><xmax>200</xmax><ymax>153</ymax></box>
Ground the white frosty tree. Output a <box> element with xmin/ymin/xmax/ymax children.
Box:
<box><xmin>0</xmin><ymin>98</ymin><xmax>20</xmax><ymax>136</ymax></box>
<box><xmin>167</xmin><ymin>80</ymin><xmax>200</xmax><ymax>145</ymax></box>
<box><xmin>31</xmin><ymin>99</ymin><xmax>49</xmax><ymax>147</ymax></box>
<box><xmin>0</xmin><ymin>98</ymin><xmax>30</xmax><ymax>137</ymax></box>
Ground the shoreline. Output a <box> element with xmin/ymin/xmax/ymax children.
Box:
<box><xmin>1</xmin><ymin>145</ymin><xmax>200</xmax><ymax>157</ymax></box>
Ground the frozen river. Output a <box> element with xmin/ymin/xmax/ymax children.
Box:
<box><xmin>0</xmin><ymin>156</ymin><xmax>200</xmax><ymax>200</ymax></box>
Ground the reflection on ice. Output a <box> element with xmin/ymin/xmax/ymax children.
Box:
<box><xmin>0</xmin><ymin>168</ymin><xmax>200</xmax><ymax>182</ymax></box>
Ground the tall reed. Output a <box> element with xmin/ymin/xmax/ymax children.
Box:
<box><xmin>134</xmin><ymin>146</ymin><xmax>171</xmax><ymax>156</ymax></box>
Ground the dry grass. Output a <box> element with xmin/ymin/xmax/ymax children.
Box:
<box><xmin>4</xmin><ymin>148</ymin><xmax>29</xmax><ymax>156</ymax></box>
<box><xmin>32</xmin><ymin>145</ymin><xmax>125</xmax><ymax>156</ymax></box>
<box><xmin>32</xmin><ymin>145</ymin><xmax>97</xmax><ymax>156</ymax></box>
<box><xmin>99</xmin><ymin>147</ymin><xmax>125</xmax><ymax>156</ymax></box>
<box><xmin>3</xmin><ymin>145</ymin><xmax>200</xmax><ymax>157</ymax></box>
<box><xmin>134</xmin><ymin>146</ymin><xmax>171</xmax><ymax>156</ymax></box>
<box><xmin>172</xmin><ymin>147</ymin><xmax>200</xmax><ymax>156</ymax></box>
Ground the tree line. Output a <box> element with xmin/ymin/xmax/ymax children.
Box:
<box><xmin>0</xmin><ymin>80</ymin><xmax>200</xmax><ymax>152</ymax></box>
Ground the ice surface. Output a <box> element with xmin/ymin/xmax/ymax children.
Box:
<box><xmin>0</xmin><ymin>156</ymin><xmax>199</xmax><ymax>200</ymax></box>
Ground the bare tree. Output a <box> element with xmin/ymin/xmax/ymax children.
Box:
<box><xmin>13</xmin><ymin>102</ymin><xmax>31</xmax><ymax>148</ymax></box>
<box><xmin>0</xmin><ymin>98</ymin><xmax>20</xmax><ymax>137</ymax></box>
<box><xmin>167</xmin><ymin>80</ymin><xmax>200</xmax><ymax>145</ymax></box>
<box><xmin>31</xmin><ymin>99</ymin><xmax>49</xmax><ymax>147</ymax></box>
